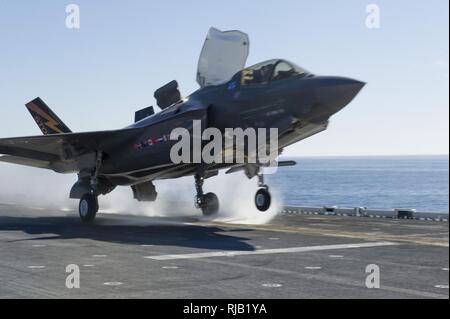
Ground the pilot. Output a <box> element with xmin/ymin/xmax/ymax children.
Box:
<box><xmin>252</xmin><ymin>65</ymin><xmax>272</xmax><ymax>84</ymax></box>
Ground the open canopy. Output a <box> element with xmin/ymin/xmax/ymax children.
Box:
<box><xmin>197</xmin><ymin>27</ymin><xmax>250</xmax><ymax>87</ymax></box>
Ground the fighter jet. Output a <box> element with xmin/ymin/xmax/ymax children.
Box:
<box><xmin>0</xmin><ymin>28</ymin><xmax>365</xmax><ymax>222</ymax></box>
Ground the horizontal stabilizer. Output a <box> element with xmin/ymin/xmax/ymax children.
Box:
<box><xmin>0</xmin><ymin>128</ymin><xmax>140</xmax><ymax>173</ymax></box>
<box><xmin>0</xmin><ymin>155</ymin><xmax>51</xmax><ymax>169</ymax></box>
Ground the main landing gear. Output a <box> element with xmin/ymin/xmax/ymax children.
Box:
<box><xmin>78</xmin><ymin>151</ymin><xmax>102</xmax><ymax>223</ymax></box>
<box><xmin>255</xmin><ymin>171</ymin><xmax>271</xmax><ymax>212</ymax></box>
<box><xmin>194</xmin><ymin>173</ymin><xmax>219</xmax><ymax>216</ymax></box>
<box><xmin>193</xmin><ymin>168</ymin><xmax>272</xmax><ymax>216</ymax></box>
<box><xmin>79</xmin><ymin>193</ymin><xmax>99</xmax><ymax>223</ymax></box>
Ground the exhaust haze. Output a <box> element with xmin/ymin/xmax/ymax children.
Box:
<box><xmin>0</xmin><ymin>164</ymin><xmax>280</xmax><ymax>224</ymax></box>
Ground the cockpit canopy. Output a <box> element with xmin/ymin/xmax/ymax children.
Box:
<box><xmin>197</xmin><ymin>28</ymin><xmax>310</xmax><ymax>88</ymax></box>
<box><xmin>197</xmin><ymin>28</ymin><xmax>249</xmax><ymax>87</ymax></box>
<box><xmin>238</xmin><ymin>59</ymin><xmax>310</xmax><ymax>86</ymax></box>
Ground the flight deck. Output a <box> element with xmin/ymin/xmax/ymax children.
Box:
<box><xmin>0</xmin><ymin>203</ymin><xmax>448</xmax><ymax>299</ymax></box>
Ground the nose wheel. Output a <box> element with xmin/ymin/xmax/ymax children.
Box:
<box><xmin>195</xmin><ymin>173</ymin><xmax>219</xmax><ymax>216</ymax></box>
<box><xmin>255</xmin><ymin>188</ymin><xmax>271</xmax><ymax>211</ymax></box>
<box><xmin>255</xmin><ymin>170</ymin><xmax>272</xmax><ymax>211</ymax></box>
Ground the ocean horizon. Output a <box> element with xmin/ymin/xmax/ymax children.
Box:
<box><xmin>269</xmin><ymin>155</ymin><xmax>449</xmax><ymax>213</ymax></box>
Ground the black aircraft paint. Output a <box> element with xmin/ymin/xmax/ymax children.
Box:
<box><xmin>0</xmin><ymin>30</ymin><xmax>364</xmax><ymax>222</ymax></box>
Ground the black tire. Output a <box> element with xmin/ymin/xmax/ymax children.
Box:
<box><xmin>202</xmin><ymin>192</ymin><xmax>219</xmax><ymax>216</ymax></box>
<box><xmin>255</xmin><ymin>188</ymin><xmax>271</xmax><ymax>212</ymax></box>
<box><xmin>79</xmin><ymin>194</ymin><xmax>99</xmax><ymax>223</ymax></box>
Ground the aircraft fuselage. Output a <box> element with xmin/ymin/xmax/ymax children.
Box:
<box><xmin>100</xmin><ymin>60</ymin><xmax>364</xmax><ymax>186</ymax></box>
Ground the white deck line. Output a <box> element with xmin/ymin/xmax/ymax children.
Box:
<box><xmin>144</xmin><ymin>241</ymin><xmax>398</xmax><ymax>261</ymax></box>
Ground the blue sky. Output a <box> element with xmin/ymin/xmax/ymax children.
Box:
<box><xmin>0</xmin><ymin>0</ymin><xmax>448</xmax><ymax>156</ymax></box>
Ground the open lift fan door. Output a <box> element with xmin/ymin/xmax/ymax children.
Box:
<box><xmin>197</xmin><ymin>27</ymin><xmax>249</xmax><ymax>87</ymax></box>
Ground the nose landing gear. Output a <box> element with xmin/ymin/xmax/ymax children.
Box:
<box><xmin>255</xmin><ymin>171</ymin><xmax>272</xmax><ymax>212</ymax></box>
<box><xmin>195</xmin><ymin>173</ymin><xmax>219</xmax><ymax>216</ymax></box>
<box><xmin>255</xmin><ymin>188</ymin><xmax>271</xmax><ymax>211</ymax></box>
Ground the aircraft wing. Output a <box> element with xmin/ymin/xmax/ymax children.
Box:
<box><xmin>0</xmin><ymin>128</ymin><xmax>139</xmax><ymax>173</ymax></box>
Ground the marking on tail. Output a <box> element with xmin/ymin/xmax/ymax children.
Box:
<box><xmin>25</xmin><ymin>97</ymin><xmax>72</xmax><ymax>135</ymax></box>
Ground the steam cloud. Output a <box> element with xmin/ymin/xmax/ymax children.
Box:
<box><xmin>0</xmin><ymin>164</ymin><xmax>281</xmax><ymax>225</ymax></box>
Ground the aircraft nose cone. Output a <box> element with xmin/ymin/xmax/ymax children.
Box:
<box><xmin>314</xmin><ymin>76</ymin><xmax>365</xmax><ymax>115</ymax></box>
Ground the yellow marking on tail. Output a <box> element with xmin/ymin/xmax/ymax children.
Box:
<box><xmin>26</xmin><ymin>102</ymin><xmax>63</xmax><ymax>134</ymax></box>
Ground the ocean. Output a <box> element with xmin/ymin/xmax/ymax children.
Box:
<box><xmin>268</xmin><ymin>155</ymin><xmax>449</xmax><ymax>213</ymax></box>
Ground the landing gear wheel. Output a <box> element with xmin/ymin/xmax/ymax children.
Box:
<box><xmin>255</xmin><ymin>188</ymin><xmax>271</xmax><ymax>212</ymax></box>
<box><xmin>79</xmin><ymin>194</ymin><xmax>99</xmax><ymax>223</ymax></box>
<box><xmin>201</xmin><ymin>192</ymin><xmax>219</xmax><ymax>216</ymax></box>
<box><xmin>194</xmin><ymin>173</ymin><xmax>219</xmax><ymax>216</ymax></box>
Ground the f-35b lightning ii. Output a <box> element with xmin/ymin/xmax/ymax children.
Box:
<box><xmin>0</xmin><ymin>28</ymin><xmax>365</xmax><ymax>222</ymax></box>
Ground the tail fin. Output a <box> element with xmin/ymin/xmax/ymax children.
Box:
<box><xmin>25</xmin><ymin>97</ymin><xmax>72</xmax><ymax>135</ymax></box>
